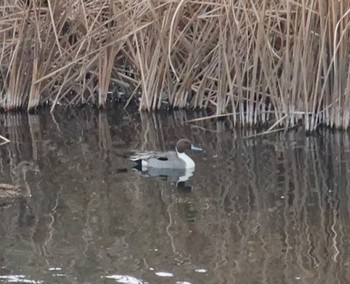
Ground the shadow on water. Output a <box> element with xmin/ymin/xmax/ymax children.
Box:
<box><xmin>0</xmin><ymin>107</ymin><xmax>349</xmax><ymax>283</ymax></box>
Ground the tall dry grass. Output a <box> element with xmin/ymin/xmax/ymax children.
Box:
<box><xmin>1</xmin><ymin>1</ymin><xmax>350</xmax><ymax>130</ymax></box>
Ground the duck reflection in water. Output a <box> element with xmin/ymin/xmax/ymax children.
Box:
<box><xmin>130</xmin><ymin>139</ymin><xmax>202</xmax><ymax>185</ymax></box>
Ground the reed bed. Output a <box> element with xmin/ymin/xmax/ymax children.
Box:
<box><xmin>1</xmin><ymin>1</ymin><xmax>350</xmax><ymax>130</ymax></box>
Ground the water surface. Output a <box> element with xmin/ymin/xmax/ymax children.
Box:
<box><xmin>0</xmin><ymin>107</ymin><xmax>348</xmax><ymax>284</ymax></box>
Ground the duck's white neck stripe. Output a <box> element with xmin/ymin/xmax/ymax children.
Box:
<box><xmin>177</xmin><ymin>151</ymin><xmax>195</xmax><ymax>169</ymax></box>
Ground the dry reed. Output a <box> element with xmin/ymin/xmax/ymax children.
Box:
<box><xmin>1</xmin><ymin>1</ymin><xmax>350</xmax><ymax>130</ymax></box>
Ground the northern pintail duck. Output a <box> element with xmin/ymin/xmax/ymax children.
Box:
<box><xmin>130</xmin><ymin>139</ymin><xmax>202</xmax><ymax>169</ymax></box>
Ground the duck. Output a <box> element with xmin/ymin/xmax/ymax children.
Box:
<box><xmin>0</xmin><ymin>183</ymin><xmax>22</xmax><ymax>199</ymax></box>
<box><xmin>130</xmin><ymin>138</ymin><xmax>202</xmax><ymax>170</ymax></box>
<box><xmin>0</xmin><ymin>161</ymin><xmax>38</xmax><ymax>200</ymax></box>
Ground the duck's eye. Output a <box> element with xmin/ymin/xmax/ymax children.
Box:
<box><xmin>158</xmin><ymin>157</ymin><xmax>168</xmax><ymax>161</ymax></box>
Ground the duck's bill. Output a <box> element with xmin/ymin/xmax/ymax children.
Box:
<box><xmin>191</xmin><ymin>145</ymin><xmax>203</xmax><ymax>151</ymax></box>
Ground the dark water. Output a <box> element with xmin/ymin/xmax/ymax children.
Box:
<box><xmin>0</xmin><ymin>107</ymin><xmax>349</xmax><ymax>283</ymax></box>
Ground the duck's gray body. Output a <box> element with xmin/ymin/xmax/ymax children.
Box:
<box><xmin>131</xmin><ymin>151</ymin><xmax>189</xmax><ymax>169</ymax></box>
<box><xmin>130</xmin><ymin>139</ymin><xmax>201</xmax><ymax>170</ymax></box>
<box><xmin>144</xmin><ymin>167</ymin><xmax>194</xmax><ymax>183</ymax></box>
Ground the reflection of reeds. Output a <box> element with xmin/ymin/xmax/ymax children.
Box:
<box><xmin>132</xmin><ymin>112</ymin><xmax>350</xmax><ymax>281</ymax></box>
<box><xmin>98</xmin><ymin>112</ymin><xmax>112</xmax><ymax>153</ymax></box>
<box><xmin>1</xmin><ymin>109</ymin><xmax>350</xmax><ymax>281</ymax></box>
<box><xmin>2</xmin><ymin>2</ymin><xmax>350</xmax><ymax>129</ymax></box>
<box><xmin>182</xmin><ymin>132</ymin><xmax>350</xmax><ymax>282</ymax></box>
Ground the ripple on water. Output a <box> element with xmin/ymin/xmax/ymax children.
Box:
<box><xmin>155</xmin><ymin>271</ymin><xmax>174</xmax><ymax>277</ymax></box>
<box><xmin>194</xmin><ymin>268</ymin><xmax>207</xmax><ymax>273</ymax></box>
<box><xmin>102</xmin><ymin>274</ymin><xmax>144</xmax><ymax>284</ymax></box>
<box><xmin>0</xmin><ymin>275</ymin><xmax>43</xmax><ymax>283</ymax></box>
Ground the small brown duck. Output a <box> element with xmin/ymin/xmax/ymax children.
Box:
<box><xmin>0</xmin><ymin>183</ymin><xmax>22</xmax><ymax>198</ymax></box>
<box><xmin>0</xmin><ymin>161</ymin><xmax>38</xmax><ymax>199</ymax></box>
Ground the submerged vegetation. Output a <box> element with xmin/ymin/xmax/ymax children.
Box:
<box><xmin>1</xmin><ymin>1</ymin><xmax>350</xmax><ymax>130</ymax></box>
